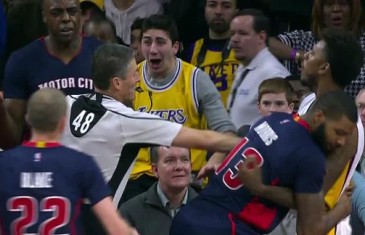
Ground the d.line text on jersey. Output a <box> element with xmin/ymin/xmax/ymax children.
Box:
<box><xmin>254</xmin><ymin>121</ymin><xmax>278</xmax><ymax>146</ymax></box>
<box><xmin>20</xmin><ymin>172</ymin><xmax>53</xmax><ymax>188</ymax></box>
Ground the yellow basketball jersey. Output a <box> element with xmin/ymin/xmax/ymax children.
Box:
<box><xmin>325</xmin><ymin>162</ymin><xmax>351</xmax><ymax>235</ymax></box>
<box><xmin>190</xmin><ymin>38</ymin><xmax>240</xmax><ymax>107</ymax></box>
<box><xmin>130</xmin><ymin>59</ymin><xmax>208</xmax><ymax>179</ymax></box>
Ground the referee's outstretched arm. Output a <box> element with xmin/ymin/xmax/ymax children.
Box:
<box><xmin>172</xmin><ymin>126</ymin><xmax>241</xmax><ymax>153</ymax></box>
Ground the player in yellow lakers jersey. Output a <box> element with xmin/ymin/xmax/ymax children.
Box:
<box><xmin>185</xmin><ymin>0</ymin><xmax>239</xmax><ymax>107</ymax></box>
<box><xmin>120</xmin><ymin>14</ymin><xmax>237</xmax><ymax>202</ymax></box>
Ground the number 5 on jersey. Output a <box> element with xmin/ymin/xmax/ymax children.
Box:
<box><xmin>216</xmin><ymin>137</ymin><xmax>264</xmax><ymax>190</ymax></box>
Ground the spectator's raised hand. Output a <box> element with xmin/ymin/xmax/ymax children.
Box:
<box><xmin>197</xmin><ymin>152</ymin><xmax>226</xmax><ymax>180</ymax></box>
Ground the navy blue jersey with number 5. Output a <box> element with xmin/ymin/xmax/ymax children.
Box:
<box><xmin>171</xmin><ymin>112</ymin><xmax>325</xmax><ymax>235</ymax></box>
<box><xmin>0</xmin><ymin>142</ymin><xmax>111</xmax><ymax>235</ymax></box>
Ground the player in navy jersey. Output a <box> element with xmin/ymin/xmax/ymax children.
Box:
<box><xmin>0</xmin><ymin>88</ymin><xmax>138</xmax><ymax>235</ymax></box>
<box><xmin>0</xmin><ymin>0</ymin><xmax>102</xmax><ymax>150</ymax></box>
<box><xmin>170</xmin><ymin>91</ymin><xmax>358</xmax><ymax>235</ymax></box>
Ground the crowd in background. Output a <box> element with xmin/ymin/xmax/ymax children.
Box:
<box><xmin>1</xmin><ymin>0</ymin><xmax>365</xmax><ymax>234</ymax></box>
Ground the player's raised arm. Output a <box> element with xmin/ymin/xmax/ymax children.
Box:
<box><xmin>238</xmin><ymin>157</ymin><xmax>352</xmax><ymax>233</ymax></box>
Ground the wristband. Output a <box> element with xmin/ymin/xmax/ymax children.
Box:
<box><xmin>290</xmin><ymin>48</ymin><xmax>298</xmax><ymax>60</ymax></box>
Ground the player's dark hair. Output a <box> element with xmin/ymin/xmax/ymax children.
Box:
<box><xmin>321</xmin><ymin>28</ymin><xmax>363</xmax><ymax>88</ymax></box>
<box><xmin>131</xmin><ymin>17</ymin><xmax>144</xmax><ymax>31</ymax></box>
<box><xmin>234</xmin><ymin>9</ymin><xmax>270</xmax><ymax>35</ymax></box>
<box><xmin>27</xmin><ymin>88</ymin><xmax>67</xmax><ymax>132</ymax></box>
<box><xmin>92</xmin><ymin>44</ymin><xmax>134</xmax><ymax>90</ymax></box>
<box><xmin>309</xmin><ymin>90</ymin><xmax>358</xmax><ymax>124</ymax></box>
<box><xmin>142</xmin><ymin>14</ymin><xmax>179</xmax><ymax>44</ymax></box>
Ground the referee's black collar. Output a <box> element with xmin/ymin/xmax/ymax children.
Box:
<box><xmin>89</xmin><ymin>92</ymin><xmax>114</xmax><ymax>101</ymax></box>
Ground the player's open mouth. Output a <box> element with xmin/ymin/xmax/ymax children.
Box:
<box><xmin>149</xmin><ymin>59</ymin><xmax>162</xmax><ymax>69</ymax></box>
<box><xmin>331</xmin><ymin>16</ymin><xmax>343</xmax><ymax>26</ymax></box>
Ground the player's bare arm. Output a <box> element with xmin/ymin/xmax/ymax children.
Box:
<box><xmin>93</xmin><ymin>197</ymin><xmax>139</xmax><ymax>235</ymax></box>
<box><xmin>239</xmin><ymin>156</ymin><xmax>352</xmax><ymax>233</ymax></box>
<box><xmin>296</xmin><ymin>191</ymin><xmax>325</xmax><ymax>235</ymax></box>
<box><xmin>172</xmin><ymin>126</ymin><xmax>241</xmax><ymax>153</ymax></box>
<box><xmin>268</xmin><ymin>37</ymin><xmax>305</xmax><ymax>61</ymax></box>
<box><xmin>323</xmin><ymin>190</ymin><xmax>352</xmax><ymax>231</ymax></box>
<box><xmin>197</xmin><ymin>132</ymin><xmax>239</xmax><ymax>178</ymax></box>
<box><xmin>0</xmin><ymin>99</ymin><xmax>26</xmax><ymax>149</ymax></box>
<box><xmin>238</xmin><ymin>156</ymin><xmax>295</xmax><ymax>208</ymax></box>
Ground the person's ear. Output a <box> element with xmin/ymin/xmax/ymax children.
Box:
<box><xmin>42</xmin><ymin>11</ymin><xmax>46</xmax><ymax>23</ymax></box>
<box><xmin>288</xmin><ymin>102</ymin><xmax>295</xmax><ymax>113</ymax></box>
<box><xmin>111</xmin><ymin>76</ymin><xmax>122</xmax><ymax>89</ymax></box>
<box><xmin>318</xmin><ymin>62</ymin><xmax>330</xmax><ymax>76</ymax></box>
<box><xmin>152</xmin><ymin>164</ymin><xmax>159</xmax><ymax>178</ymax></box>
<box><xmin>257</xmin><ymin>101</ymin><xmax>263</xmax><ymax>115</ymax></box>
<box><xmin>58</xmin><ymin>116</ymin><xmax>66</xmax><ymax>133</ymax></box>
<box><xmin>312</xmin><ymin>109</ymin><xmax>325</xmax><ymax>127</ymax></box>
<box><xmin>172</xmin><ymin>41</ymin><xmax>180</xmax><ymax>55</ymax></box>
<box><xmin>258</xmin><ymin>30</ymin><xmax>267</xmax><ymax>45</ymax></box>
<box><xmin>25</xmin><ymin>114</ymin><xmax>30</xmax><ymax>126</ymax></box>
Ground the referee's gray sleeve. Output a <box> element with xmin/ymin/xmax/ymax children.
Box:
<box><xmin>196</xmin><ymin>70</ymin><xmax>237</xmax><ymax>133</ymax></box>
